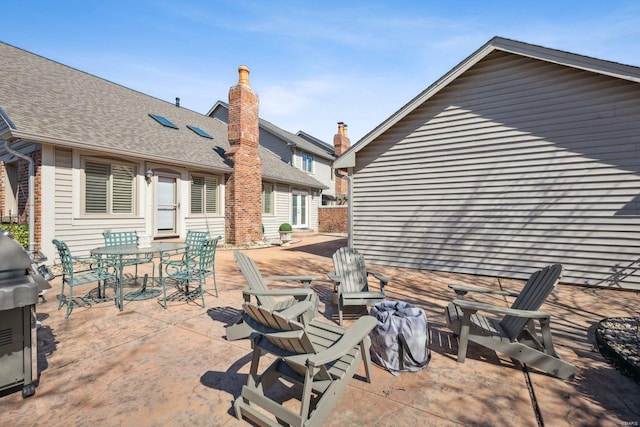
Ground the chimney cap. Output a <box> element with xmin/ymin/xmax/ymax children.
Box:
<box><xmin>238</xmin><ymin>65</ymin><xmax>251</xmax><ymax>87</ymax></box>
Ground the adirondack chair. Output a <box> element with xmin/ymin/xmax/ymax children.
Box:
<box><xmin>328</xmin><ymin>246</ymin><xmax>389</xmax><ymax>325</ymax></box>
<box><xmin>444</xmin><ymin>263</ymin><xmax>577</xmax><ymax>379</ymax></box>
<box><xmin>225</xmin><ymin>250</ymin><xmax>319</xmax><ymax>341</ymax></box>
<box><xmin>234</xmin><ymin>299</ymin><xmax>377</xmax><ymax>427</ymax></box>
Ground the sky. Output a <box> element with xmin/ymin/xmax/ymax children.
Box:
<box><xmin>2</xmin><ymin>1</ymin><xmax>640</xmax><ymax>145</ymax></box>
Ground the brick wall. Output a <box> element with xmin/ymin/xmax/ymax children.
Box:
<box><xmin>225</xmin><ymin>66</ymin><xmax>263</xmax><ymax>244</ymax></box>
<box><xmin>0</xmin><ymin>149</ymin><xmax>42</xmax><ymax>249</ymax></box>
<box><xmin>318</xmin><ymin>206</ymin><xmax>347</xmax><ymax>233</ymax></box>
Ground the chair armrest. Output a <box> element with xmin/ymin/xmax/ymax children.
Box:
<box><xmin>327</xmin><ymin>272</ymin><xmax>341</xmax><ymax>284</ymax></box>
<box><xmin>263</xmin><ymin>275</ymin><xmax>315</xmax><ymax>287</ymax></box>
<box><xmin>452</xmin><ymin>299</ymin><xmax>550</xmax><ymax>319</ymax></box>
<box><xmin>307</xmin><ymin>316</ymin><xmax>377</xmax><ymax>366</ymax></box>
<box><xmin>278</xmin><ymin>301</ymin><xmax>316</xmax><ymax>321</ymax></box>
<box><xmin>367</xmin><ymin>270</ymin><xmax>390</xmax><ymax>284</ymax></box>
<box><xmin>242</xmin><ymin>289</ymin><xmax>316</xmax><ymax>299</ymax></box>
<box><xmin>367</xmin><ymin>270</ymin><xmax>389</xmax><ymax>292</ymax></box>
<box><xmin>448</xmin><ymin>284</ymin><xmax>519</xmax><ymax>299</ymax></box>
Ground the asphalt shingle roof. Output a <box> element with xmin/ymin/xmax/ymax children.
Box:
<box><xmin>0</xmin><ymin>42</ymin><xmax>326</xmax><ymax>189</ymax></box>
<box><xmin>209</xmin><ymin>101</ymin><xmax>335</xmax><ymax>160</ymax></box>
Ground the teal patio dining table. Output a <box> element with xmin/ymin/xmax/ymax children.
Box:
<box><xmin>91</xmin><ymin>242</ymin><xmax>188</xmax><ymax>311</ymax></box>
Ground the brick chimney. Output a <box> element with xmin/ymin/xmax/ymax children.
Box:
<box><xmin>225</xmin><ymin>65</ymin><xmax>262</xmax><ymax>244</ymax></box>
<box><xmin>333</xmin><ymin>122</ymin><xmax>350</xmax><ymax>198</ymax></box>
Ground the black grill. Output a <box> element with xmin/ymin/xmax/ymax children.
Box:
<box><xmin>0</xmin><ymin>232</ymin><xmax>51</xmax><ymax>398</ymax></box>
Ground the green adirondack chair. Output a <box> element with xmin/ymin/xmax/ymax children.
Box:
<box><xmin>328</xmin><ymin>246</ymin><xmax>389</xmax><ymax>325</ymax></box>
<box><xmin>445</xmin><ymin>263</ymin><xmax>577</xmax><ymax>380</ymax></box>
<box><xmin>225</xmin><ymin>250</ymin><xmax>319</xmax><ymax>341</ymax></box>
<box><xmin>233</xmin><ymin>299</ymin><xmax>377</xmax><ymax>427</ymax></box>
<box><xmin>52</xmin><ymin>239</ymin><xmax>118</xmax><ymax>318</ymax></box>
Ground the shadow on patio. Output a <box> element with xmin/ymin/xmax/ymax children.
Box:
<box><xmin>1</xmin><ymin>234</ymin><xmax>638</xmax><ymax>426</ymax></box>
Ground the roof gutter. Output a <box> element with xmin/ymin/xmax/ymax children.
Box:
<box><xmin>5</xmin><ymin>129</ymin><xmax>232</xmax><ymax>174</ymax></box>
<box><xmin>334</xmin><ymin>169</ymin><xmax>353</xmax><ymax>248</ymax></box>
<box><xmin>3</xmin><ymin>140</ymin><xmax>35</xmax><ymax>251</ymax></box>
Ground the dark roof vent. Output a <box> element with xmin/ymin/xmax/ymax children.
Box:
<box><xmin>175</xmin><ymin>97</ymin><xmax>180</xmax><ymax>107</ymax></box>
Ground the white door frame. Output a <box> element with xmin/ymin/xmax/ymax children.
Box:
<box><xmin>154</xmin><ymin>174</ymin><xmax>180</xmax><ymax>237</ymax></box>
<box><xmin>291</xmin><ymin>189</ymin><xmax>308</xmax><ymax>229</ymax></box>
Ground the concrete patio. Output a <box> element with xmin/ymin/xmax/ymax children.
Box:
<box><xmin>1</xmin><ymin>234</ymin><xmax>639</xmax><ymax>426</ymax></box>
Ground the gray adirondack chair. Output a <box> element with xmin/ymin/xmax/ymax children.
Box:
<box><xmin>225</xmin><ymin>250</ymin><xmax>319</xmax><ymax>341</ymax></box>
<box><xmin>328</xmin><ymin>246</ymin><xmax>388</xmax><ymax>325</ymax></box>
<box><xmin>234</xmin><ymin>299</ymin><xmax>377</xmax><ymax>427</ymax></box>
<box><xmin>445</xmin><ymin>263</ymin><xmax>576</xmax><ymax>379</ymax></box>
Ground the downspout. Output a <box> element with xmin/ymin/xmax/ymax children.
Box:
<box><xmin>334</xmin><ymin>169</ymin><xmax>353</xmax><ymax>248</ymax></box>
<box><xmin>4</xmin><ymin>140</ymin><xmax>35</xmax><ymax>251</ymax></box>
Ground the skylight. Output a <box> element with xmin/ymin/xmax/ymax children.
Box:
<box><xmin>149</xmin><ymin>113</ymin><xmax>178</xmax><ymax>129</ymax></box>
<box><xmin>187</xmin><ymin>125</ymin><xmax>213</xmax><ymax>139</ymax></box>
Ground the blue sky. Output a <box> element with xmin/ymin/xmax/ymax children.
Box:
<box><xmin>2</xmin><ymin>1</ymin><xmax>640</xmax><ymax>144</ymax></box>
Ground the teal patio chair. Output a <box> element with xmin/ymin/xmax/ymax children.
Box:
<box><xmin>102</xmin><ymin>231</ymin><xmax>154</xmax><ymax>286</ymax></box>
<box><xmin>52</xmin><ymin>239</ymin><xmax>118</xmax><ymax>318</ymax></box>
<box><xmin>160</xmin><ymin>236</ymin><xmax>220</xmax><ymax>307</ymax></box>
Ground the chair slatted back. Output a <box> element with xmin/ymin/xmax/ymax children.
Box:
<box><xmin>332</xmin><ymin>247</ymin><xmax>369</xmax><ymax>293</ymax></box>
<box><xmin>185</xmin><ymin>231</ymin><xmax>208</xmax><ymax>259</ymax></box>
<box><xmin>243</xmin><ymin>302</ymin><xmax>316</xmax><ymax>353</ymax></box>
<box><xmin>197</xmin><ymin>237</ymin><xmax>220</xmax><ymax>271</ymax></box>
<box><xmin>52</xmin><ymin>239</ymin><xmax>75</xmax><ymax>278</ymax></box>
<box><xmin>103</xmin><ymin>231</ymin><xmax>137</xmax><ymax>246</ymax></box>
<box><xmin>234</xmin><ymin>251</ymin><xmax>276</xmax><ymax>309</ymax></box>
<box><xmin>500</xmin><ymin>264</ymin><xmax>562</xmax><ymax>340</ymax></box>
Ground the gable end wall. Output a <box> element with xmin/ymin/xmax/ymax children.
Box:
<box><xmin>353</xmin><ymin>51</ymin><xmax>640</xmax><ymax>290</ymax></box>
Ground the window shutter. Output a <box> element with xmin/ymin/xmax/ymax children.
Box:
<box><xmin>112</xmin><ymin>165</ymin><xmax>134</xmax><ymax>213</ymax></box>
<box><xmin>205</xmin><ymin>177</ymin><xmax>218</xmax><ymax>214</ymax></box>
<box><xmin>191</xmin><ymin>176</ymin><xmax>204</xmax><ymax>214</ymax></box>
<box><xmin>86</xmin><ymin>162</ymin><xmax>109</xmax><ymax>213</ymax></box>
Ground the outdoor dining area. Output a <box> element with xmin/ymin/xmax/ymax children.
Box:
<box><xmin>1</xmin><ymin>234</ymin><xmax>639</xmax><ymax>426</ymax></box>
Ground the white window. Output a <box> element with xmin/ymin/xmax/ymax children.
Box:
<box><xmin>302</xmin><ymin>153</ymin><xmax>314</xmax><ymax>172</ymax></box>
<box><xmin>191</xmin><ymin>175</ymin><xmax>219</xmax><ymax>214</ymax></box>
<box><xmin>262</xmin><ymin>183</ymin><xmax>274</xmax><ymax>214</ymax></box>
<box><xmin>84</xmin><ymin>160</ymin><xmax>135</xmax><ymax>215</ymax></box>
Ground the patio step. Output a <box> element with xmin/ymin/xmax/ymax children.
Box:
<box><xmin>292</xmin><ymin>229</ymin><xmax>317</xmax><ymax>239</ymax></box>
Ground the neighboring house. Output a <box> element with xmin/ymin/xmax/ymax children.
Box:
<box><xmin>334</xmin><ymin>37</ymin><xmax>640</xmax><ymax>290</ymax></box>
<box><xmin>0</xmin><ymin>42</ymin><xmax>327</xmax><ymax>261</ymax></box>
<box><xmin>207</xmin><ymin>101</ymin><xmax>338</xmax><ymax>205</ymax></box>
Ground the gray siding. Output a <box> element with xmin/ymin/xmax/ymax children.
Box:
<box><xmin>315</xmin><ymin>157</ymin><xmax>334</xmax><ymax>198</ymax></box>
<box><xmin>353</xmin><ymin>51</ymin><xmax>640</xmax><ymax>289</ymax></box>
<box><xmin>260</xmin><ymin>131</ymin><xmax>293</xmax><ymax>162</ymax></box>
<box><xmin>262</xmin><ymin>183</ymin><xmax>292</xmax><ymax>238</ymax></box>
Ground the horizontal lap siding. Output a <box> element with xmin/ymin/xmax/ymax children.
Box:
<box><xmin>353</xmin><ymin>51</ymin><xmax>640</xmax><ymax>289</ymax></box>
<box><xmin>52</xmin><ymin>148</ymin><xmax>145</xmax><ymax>257</ymax></box>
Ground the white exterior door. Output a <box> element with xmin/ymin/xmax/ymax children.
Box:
<box><xmin>291</xmin><ymin>190</ymin><xmax>308</xmax><ymax>228</ymax></box>
<box><xmin>156</xmin><ymin>176</ymin><xmax>178</xmax><ymax>236</ymax></box>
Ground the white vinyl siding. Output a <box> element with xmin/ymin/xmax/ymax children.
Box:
<box><xmin>191</xmin><ymin>175</ymin><xmax>219</xmax><ymax>215</ymax></box>
<box><xmin>352</xmin><ymin>51</ymin><xmax>640</xmax><ymax>290</ymax></box>
<box><xmin>84</xmin><ymin>160</ymin><xmax>135</xmax><ymax>215</ymax></box>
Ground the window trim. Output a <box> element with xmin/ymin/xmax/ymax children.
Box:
<box><xmin>189</xmin><ymin>173</ymin><xmax>221</xmax><ymax>216</ymax></box>
<box><xmin>81</xmin><ymin>157</ymin><xmax>137</xmax><ymax>217</ymax></box>
<box><xmin>301</xmin><ymin>152</ymin><xmax>314</xmax><ymax>173</ymax></box>
<box><xmin>262</xmin><ymin>182</ymin><xmax>275</xmax><ymax>215</ymax></box>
